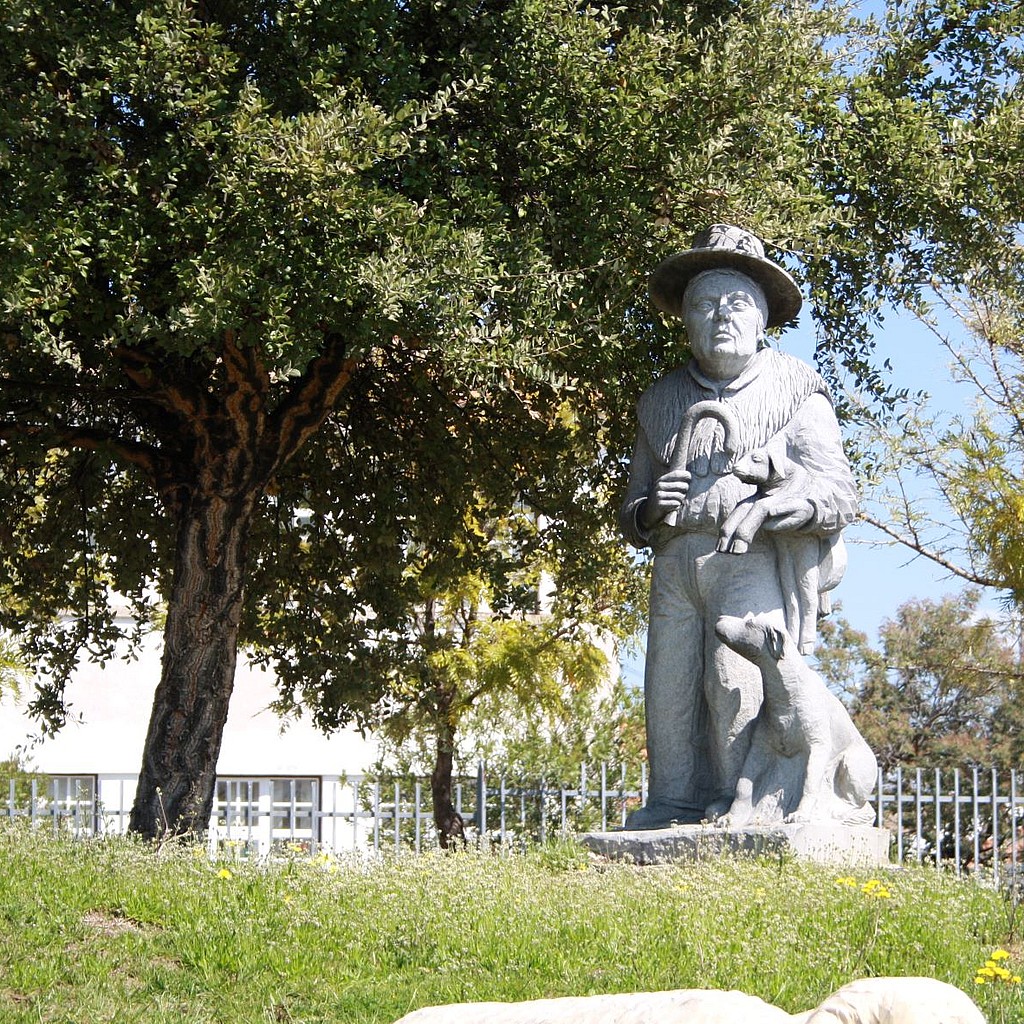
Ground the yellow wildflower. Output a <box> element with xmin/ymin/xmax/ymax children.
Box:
<box><xmin>217</xmin><ymin>867</ymin><xmax>233</xmax><ymax>880</ymax></box>
<box><xmin>834</xmin><ymin>876</ymin><xmax>857</xmax><ymax>888</ymax></box>
<box><xmin>860</xmin><ymin>879</ymin><xmax>891</xmax><ymax>899</ymax></box>
<box><xmin>973</xmin><ymin>950</ymin><xmax>1022</xmax><ymax>986</ymax></box>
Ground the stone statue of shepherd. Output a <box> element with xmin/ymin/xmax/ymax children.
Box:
<box><xmin>621</xmin><ymin>224</ymin><xmax>875</xmax><ymax>830</ymax></box>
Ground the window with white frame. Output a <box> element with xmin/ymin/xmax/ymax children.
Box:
<box><xmin>212</xmin><ymin>777</ymin><xmax>319</xmax><ymax>854</ymax></box>
<box><xmin>43</xmin><ymin>775</ymin><xmax>98</xmax><ymax>832</ymax></box>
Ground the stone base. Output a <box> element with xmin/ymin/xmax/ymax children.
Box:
<box><xmin>581</xmin><ymin>821</ymin><xmax>891</xmax><ymax>867</ymax></box>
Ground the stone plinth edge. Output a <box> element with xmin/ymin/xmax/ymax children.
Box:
<box><xmin>580</xmin><ymin>822</ymin><xmax>891</xmax><ymax>866</ymax></box>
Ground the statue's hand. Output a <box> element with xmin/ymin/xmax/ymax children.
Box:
<box><xmin>759</xmin><ymin>495</ymin><xmax>815</xmax><ymax>533</ymax></box>
<box><xmin>640</xmin><ymin>468</ymin><xmax>691</xmax><ymax>530</ymax></box>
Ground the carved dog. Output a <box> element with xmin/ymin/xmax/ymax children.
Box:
<box><xmin>714</xmin><ymin>613</ymin><xmax>877</xmax><ymax>826</ymax></box>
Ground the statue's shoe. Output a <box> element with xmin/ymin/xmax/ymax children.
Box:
<box><xmin>623</xmin><ymin>802</ymin><xmax>705</xmax><ymax>830</ymax></box>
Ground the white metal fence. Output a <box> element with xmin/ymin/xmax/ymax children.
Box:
<box><xmin>874</xmin><ymin>766</ymin><xmax>1024</xmax><ymax>884</ymax></box>
<box><xmin>4</xmin><ymin>764</ymin><xmax>1024</xmax><ymax>876</ymax></box>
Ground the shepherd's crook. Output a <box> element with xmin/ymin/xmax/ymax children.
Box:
<box><xmin>668</xmin><ymin>400</ymin><xmax>740</xmax><ymax>474</ymax></box>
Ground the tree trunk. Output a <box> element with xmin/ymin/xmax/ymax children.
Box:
<box><xmin>119</xmin><ymin>332</ymin><xmax>356</xmax><ymax>840</ymax></box>
<box><xmin>129</xmin><ymin>488</ymin><xmax>257</xmax><ymax>839</ymax></box>
<box><xmin>431</xmin><ymin>716</ymin><xmax>466</xmax><ymax>850</ymax></box>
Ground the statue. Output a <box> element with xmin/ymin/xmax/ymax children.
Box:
<box><xmin>620</xmin><ymin>224</ymin><xmax>873</xmax><ymax>829</ymax></box>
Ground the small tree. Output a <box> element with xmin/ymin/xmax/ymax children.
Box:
<box><xmin>286</xmin><ymin>501</ymin><xmax>645</xmax><ymax>848</ymax></box>
<box><xmin>370</xmin><ymin>667</ymin><xmax>646</xmax><ymax>844</ymax></box>
<box><xmin>855</xmin><ymin>284</ymin><xmax>1024</xmax><ymax>607</ymax></box>
<box><xmin>473</xmin><ymin>679</ymin><xmax>647</xmax><ymax>783</ymax></box>
<box><xmin>0</xmin><ymin>635</ymin><xmax>28</xmax><ymax>703</ymax></box>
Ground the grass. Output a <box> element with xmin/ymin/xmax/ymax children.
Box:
<box><xmin>0</xmin><ymin>823</ymin><xmax>1021</xmax><ymax>1023</ymax></box>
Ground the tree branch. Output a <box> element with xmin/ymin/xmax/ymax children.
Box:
<box><xmin>221</xmin><ymin>328</ymin><xmax>270</xmax><ymax>425</ymax></box>
<box><xmin>858</xmin><ymin>511</ymin><xmax>1005</xmax><ymax>590</ymax></box>
<box><xmin>0</xmin><ymin>420</ymin><xmax>163</xmax><ymax>481</ymax></box>
<box><xmin>113</xmin><ymin>345</ymin><xmax>212</xmax><ymax>424</ymax></box>
<box><xmin>264</xmin><ymin>332</ymin><xmax>359</xmax><ymax>476</ymax></box>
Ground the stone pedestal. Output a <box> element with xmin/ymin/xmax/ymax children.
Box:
<box><xmin>581</xmin><ymin>821</ymin><xmax>891</xmax><ymax>867</ymax></box>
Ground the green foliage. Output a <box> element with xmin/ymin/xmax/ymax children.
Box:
<box><xmin>472</xmin><ymin>678</ymin><xmax>647</xmax><ymax>783</ymax></box>
<box><xmin>0</xmin><ymin>826</ymin><xmax>1017</xmax><ymax>1023</ymax></box>
<box><xmin>0</xmin><ymin>634</ymin><xmax>28</xmax><ymax>703</ymax></box>
<box><xmin>0</xmin><ymin>754</ymin><xmax>38</xmax><ymax>809</ymax></box>
<box><xmin>373</xmin><ymin>674</ymin><xmax>646</xmax><ymax>786</ymax></box>
<box><xmin>816</xmin><ymin>592</ymin><xmax>1024</xmax><ymax>770</ymax></box>
<box><xmin>0</xmin><ymin>0</ymin><xmax>1021</xmax><ymax>804</ymax></box>
<box><xmin>352</xmin><ymin>502</ymin><xmax>645</xmax><ymax>842</ymax></box>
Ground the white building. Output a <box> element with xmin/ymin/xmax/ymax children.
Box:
<box><xmin>0</xmin><ymin>614</ymin><xmax>381</xmax><ymax>854</ymax></box>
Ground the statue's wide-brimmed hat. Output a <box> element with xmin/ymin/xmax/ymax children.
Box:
<box><xmin>650</xmin><ymin>224</ymin><xmax>803</xmax><ymax>329</ymax></box>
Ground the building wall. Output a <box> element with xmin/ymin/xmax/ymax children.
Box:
<box><xmin>0</xmin><ymin>620</ymin><xmax>378</xmax><ymax>782</ymax></box>
<box><xmin>0</xmin><ymin>621</ymin><xmax>382</xmax><ymax>852</ymax></box>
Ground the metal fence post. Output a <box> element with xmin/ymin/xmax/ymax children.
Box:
<box><xmin>992</xmin><ymin>767</ymin><xmax>1000</xmax><ymax>887</ymax></box>
<box><xmin>393</xmin><ymin>781</ymin><xmax>401</xmax><ymax>854</ymax></box>
<box><xmin>895</xmin><ymin>765</ymin><xmax>904</xmax><ymax>862</ymax></box>
<box><xmin>954</xmin><ymin>768</ymin><xmax>962</xmax><ymax>876</ymax></box>
<box><xmin>499</xmin><ymin>775</ymin><xmax>507</xmax><ymax>849</ymax></box>
<box><xmin>1012</xmin><ymin>769</ymin><xmax>1019</xmax><ymax>882</ymax></box>
<box><xmin>539</xmin><ymin>778</ymin><xmax>547</xmax><ymax>844</ymax></box>
<box><xmin>972</xmin><ymin>766</ymin><xmax>981</xmax><ymax>875</ymax></box>
<box><xmin>475</xmin><ymin>761</ymin><xmax>486</xmax><ymax>843</ymax></box>
<box><xmin>372</xmin><ymin>781</ymin><xmax>381</xmax><ymax>852</ymax></box>
<box><xmin>914</xmin><ymin>768</ymin><xmax>923</xmax><ymax>865</ymax></box>
<box><xmin>600</xmin><ymin>762</ymin><xmax>608</xmax><ymax>832</ymax></box>
<box><xmin>414</xmin><ymin>782</ymin><xmax>422</xmax><ymax>854</ymax></box>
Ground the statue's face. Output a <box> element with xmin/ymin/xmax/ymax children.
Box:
<box><xmin>682</xmin><ymin>270</ymin><xmax>766</xmax><ymax>379</ymax></box>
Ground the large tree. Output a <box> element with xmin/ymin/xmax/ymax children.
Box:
<box><xmin>1</xmin><ymin>0</ymin><xmax>1021</xmax><ymax>837</ymax></box>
